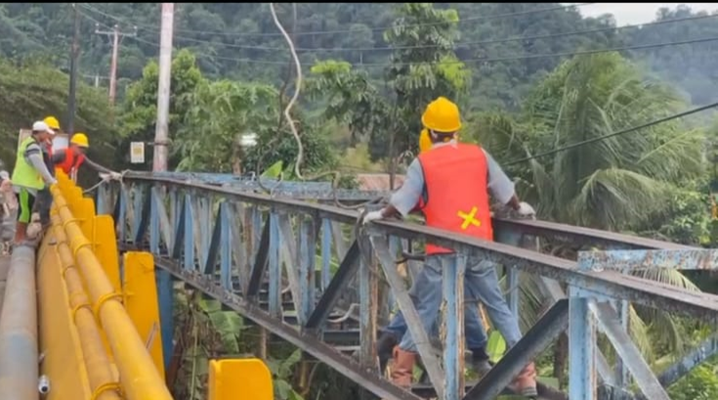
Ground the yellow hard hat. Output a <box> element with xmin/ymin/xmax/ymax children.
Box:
<box><xmin>419</xmin><ymin>128</ymin><xmax>432</xmax><ymax>154</ymax></box>
<box><xmin>421</xmin><ymin>97</ymin><xmax>462</xmax><ymax>133</ymax></box>
<box><xmin>44</xmin><ymin>116</ymin><xmax>60</xmax><ymax>130</ymax></box>
<box><xmin>71</xmin><ymin>133</ymin><xmax>89</xmax><ymax>148</ymax></box>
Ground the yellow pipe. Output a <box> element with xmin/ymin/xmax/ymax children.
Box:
<box><xmin>50</xmin><ymin>186</ymin><xmax>172</xmax><ymax>400</ymax></box>
<box><xmin>51</xmin><ymin>217</ymin><xmax>121</xmax><ymax>400</ymax></box>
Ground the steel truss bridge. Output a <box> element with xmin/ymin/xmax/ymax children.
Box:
<box><xmin>2</xmin><ymin>169</ymin><xmax>717</xmax><ymax>400</ymax></box>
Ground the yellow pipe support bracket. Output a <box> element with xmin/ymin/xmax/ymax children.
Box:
<box><xmin>50</xmin><ymin>183</ymin><xmax>173</xmax><ymax>400</ymax></box>
<box><xmin>92</xmin><ymin>292</ymin><xmax>123</xmax><ymax>321</ymax></box>
<box><xmin>90</xmin><ymin>382</ymin><xmax>122</xmax><ymax>400</ymax></box>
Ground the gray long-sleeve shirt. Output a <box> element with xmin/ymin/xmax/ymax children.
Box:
<box><xmin>13</xmin><ymin>139</ymin><xmax>57</xmax><ymax>195</ymax></box>
<box><xmin>390</xmin><ymin>141</ymin><xmax>516</xmax><ymax>217</ymax></box>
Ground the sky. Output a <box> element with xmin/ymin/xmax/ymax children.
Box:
<box><xmin>567</xmin><ymin>3</ymin><xmax>718</xmax><ymax>25</ymax></box>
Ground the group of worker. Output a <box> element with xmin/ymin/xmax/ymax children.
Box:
<box><xmin>0</xmin><ymin>116</ymin><xmax>90</xmax><ymax>245</ymax></box>
<box><xmin>363</xmin><ymin>96</ymin><xmax>538</xmax><ymax>397</ymax></box>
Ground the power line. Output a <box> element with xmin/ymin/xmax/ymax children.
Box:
<box><xmin>76</xmin><ymin>8</ymin><xmax>718</xmax><ymax>69</ymax></box>
<box><xmin>79</xmin><ymin>2</ymin><xmax>595</xmax><ymax>39</ymax></box>
<box><xmin>164</xmin><ymin>13</ymin><xmax>718</xmax><ymax>53</ymax></box>
<box><xmin>506</xmin><ymin>101</ymin><xmax>718</xmax><ymax>166</ymax></box>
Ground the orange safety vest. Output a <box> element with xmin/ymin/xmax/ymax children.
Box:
<box><xmin>58</xmin><ymin>147</ymin><xmax>85</xmax><ymax>175</ymax></box>
<box><xmin>417</xmin><ymin>143</ymin><xmax>493</xmax><ymax>255</ymax></box>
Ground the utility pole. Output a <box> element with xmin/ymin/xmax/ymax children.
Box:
<box><xmin>153</xmin><ymin>3</ymin><xmax>174</xmax><ymax>172</ymax></box>
<box><xmin>67</xmin><ymin>3</ymin><xmax>80</xmax><ymax>136</ymax></box>
<box><xmin>95</xmin><ymin>23</ymin><xmax>137</xmax><ymax>106</ymax></box>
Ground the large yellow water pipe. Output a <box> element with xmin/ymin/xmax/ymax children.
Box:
<box><xmin>50</xmin><ymin>185</ymin><xmax>172</xmax><ymax>400</ymax></box>
<box><xmin>51</xmin><ymin>216</ymin><xmax>120</xmax><ymax>400</ymax></box>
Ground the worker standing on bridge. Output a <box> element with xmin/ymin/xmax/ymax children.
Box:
<box><xmin>11</xmin><ymin>121</ymin><xmax>57</xmax><ymax>244</ymax></box>
<box><xmin>53</xmin><ymin>132</ymin><xmax>89</xmax><ymax>182</ymax></box>
<box><xmin>34</xmin><ymin>116</ymin><xmax>60</xmax><ymax>229</ymax></box>
<box><xmin>362</xmin><ymin>97</ymin><xmax>538</xmax><ymax>397</ymax></box>
<box><xmin>376</xmin><ymin>127</ymin><xmax>493</xmax><ymax>378</ymax></box>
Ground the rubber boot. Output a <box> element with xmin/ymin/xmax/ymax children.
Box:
<box><xmin>510</xmin><ymin>362</ymin><xmax>538</xmax><ymax>398</ymax></box>
<box><xmin>390</xmin><ymin>347</ymin><xmax>416</xmax><ymax>389</ymax></box>
<box><xmin>377</xmin><ymin>331</ymin><xmax>400</xmax><ymax>372</ymax></box>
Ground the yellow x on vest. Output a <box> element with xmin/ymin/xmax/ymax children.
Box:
<box><xmin>457</xmin><ymin>206</ymin><xmax>482</xmax><ymax>230</ymax></box>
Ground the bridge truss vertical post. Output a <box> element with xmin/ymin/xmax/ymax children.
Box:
<box><xmin>442</xmin><ymin>254</ymin><xmax>466</xmax><ymax>400</ymax></box>
<box><xmin>568</xmin><ymin>259</ymin><xmax>597</xmax><ymax>399</ymax></box>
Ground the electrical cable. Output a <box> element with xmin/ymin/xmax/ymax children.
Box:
<box><xmin>80</xmin><ymin>2</ymin><xmax>595</xmax><ymax>39</ymax></box>
<box><xmin>78</xmin><ymin>10</ymin><xmax>718</xmax><ymax>69</ymax></box>
<box><xmin>505</xmin><ymin>101</ymin><xmax>718</xmax><ymax>166</ymax></box>
<box><xmin>156</xmin><ymin>13</ymin><xmax>718</xmax><ymax>53</ymax></box>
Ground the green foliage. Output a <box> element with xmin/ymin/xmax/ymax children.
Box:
<box><xmin>118</xmin><ymin>49</ymin><xmax>204</xmax><ymax>169</ymax></box>
<box><xmin>669</xmin><ymin>360</ymin><xmax>718</xmax><ymax>400</ymax></box>
<box><xmin>0</xmin><ymin>59</ymin><xmax>117</xmax><ymax>177</ymax></box>
<box><xmin>477</xmin><ymin>52</ymin><xmax>704</xmax><ymax>231</ymax></box>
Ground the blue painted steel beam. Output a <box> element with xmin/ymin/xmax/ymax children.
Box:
<box><xmin>578</xmin><ymin>249</ymin><xmax>718</xmax><ymax>271</ymax></box>
<box><xmin>305</xmin><ymin>241</ymin><xmax>360</xmax><ymax>330</ymax></box>
<box><xmin>299</xmin><ymin>218</ymin><xmax>316</xmax><ymax>326</ymax></box>
<box><xmin>118</xmin><ymin>179</ymin><xmax>718</xmax><ymax>320</ymax></box>
<box><xmin>124</xmin><ymin>171</ymin><xmax>388</xmax><ymax>200</ymax></box>
<box><xmin>155</xmin><ymin>269</ymin><xmax>174</xmax><ymax>371</ymax></box>
<box><xmin>568</xmin><ymin>288</ymin><xmax>597</xmax><ymax>399</ymax></box>
<box><xmin>590</xmin><ymin>301</ymin><xmax>669</xmax><ymax>400</ymax></box>
<box><xmin>151</xmin><ymin>255</ymin><xmax>422</xmax><ymax>400</ymax></box>
<box><xmin>268</xmin><ymin>212</ymin><xmax>281</xmax><ymax>318</ymax></box>
<box><xmin>443</xmin><ymin>255</ymin><xmax>466</xmax><ymax>400</ymax></box>
<box><xmin>246</xmin><ymin>216</ymin><xmax>270</xmax><ymax>299</ymax></box>
<box><xmin>657</xmin><ymin>334</ymin><xmax>718</xmax><ymax>388</ymax></box>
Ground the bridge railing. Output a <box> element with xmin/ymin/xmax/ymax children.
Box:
<box><xmin>97</xmin><ymin>174</ymin><xmax>718</xmax><ymax>400</ymax></box>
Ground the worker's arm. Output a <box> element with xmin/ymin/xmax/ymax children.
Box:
<box><xmin>25</xmin><ymin>144</ymin><xmax>57</xmax><ymax>185</ymax></box>
<box><xmin>83</xmin><ymin>157</ymin><xmax>114</xmax><ymax>174</ymax></box>
<box><xmin>364</xmin><ymin>159</ymin><xmax>424</xmax><ymax>223</ymax></box>
<box><xmin>483</xmin><ymin>149</ymin><xmax>534</xmax><ymax>215</ymax></box>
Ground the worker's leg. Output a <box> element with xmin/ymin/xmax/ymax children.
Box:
<box><xmin>35</xmin><ymin>187</ymin><xmax>51</xmax><ymax>228</ymax></box>
<box><xmin>377</xmin><ymin>264</ymin><xmax>428</xmax><ymax>371</ymax></box>
<box><xmin>393</xmin><ymin>256</ymin><xmax>444</xmax><ymax>388</ymax></box>
<box><xmin>464</xmin><ymin>285</ymin><xmax>492</xmax><ymax>375</ymax></box>
<box><xmin>464</xmin><ymin>257</ymin><xmax>537</xmax><ymax>397</ymax></box>
<box><xmin>13</xmin><ymin>188</ymin><xmax>35</xmax><ymax>244</ymax></box>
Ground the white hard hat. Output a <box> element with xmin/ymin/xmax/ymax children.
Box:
<box><xmin>32</xmin><ymin>121</ymin><xmax>55</xmax><ymax>135</ymax></box>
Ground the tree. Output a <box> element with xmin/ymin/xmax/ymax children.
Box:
<box><xmin>308</xmin><ymin>3</ymin><xmax>469</xmax><ymax>187</ymax></box>
<box><xmin>118</xmin><ymin>49</ymin><xmax>204</xmax><ymax>169</ymax></box>
<box><xmin>175</xmin><ymin>79</ymin><xmax>336</xmax><ymax>175</ymax></box>
<box><xmin>474</xmin><ymin>52</ymin><xmax>707</xmax><ymax>381</ymax></box>
<box><xmin>0</xmin><ymin>59</ymin><xmax>117</xmax><ymax>178</ymax></box>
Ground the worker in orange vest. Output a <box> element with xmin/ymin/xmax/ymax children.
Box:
<box><xmin>362</xmin><ymin>97</ymin><xmax>538</xmax><ymax>397</ymax></box>
<box><xmin>376</xmin><ymin>127</ymin><xmax>494</xmax><ymax>378</ymax></box>
<box><xmin>53</xmin><ymin>133</ymin><xmax>89</xmax><ymax>182</ymax></box>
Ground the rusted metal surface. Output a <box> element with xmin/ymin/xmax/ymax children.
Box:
<box><xmin>493</xmin><ymin>218</ymin><xmax>693</xmax><ymax>251</ymax></box>
<box><xmin>578</xmin><ymin>249</ymin><xmax>718</xmax><ymax>271</ymax></box>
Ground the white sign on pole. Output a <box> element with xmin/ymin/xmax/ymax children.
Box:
<box><xmin>130</xmin><ymin>142</ymin><xmax>145</xmax><ymax>164</ymax></box>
